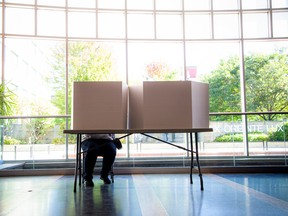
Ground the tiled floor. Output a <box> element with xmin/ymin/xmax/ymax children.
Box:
<box><xmin>0</xmin><ymin>173</ymin><xmax>287</xmax><ymax>216</ymax></box>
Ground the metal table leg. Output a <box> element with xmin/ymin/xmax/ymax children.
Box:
<box><xmin>73</xmin><ymin>134</ymin><xmax>80</xmax><ymax>192</ymax></box>
<box><xmin>189</xmin><ymin>132</ymin><xmax>194</xmax><ymax>184</ymax></box>
<box><xmin>74</xmin><ymin>134</ymin><xmax>82</xmax><ymax>192</ymax></box>
<box><xmin>195</xmin><ymin>132</ymin><xmax>204</xmax><ymax>191</ymax></box>
<box><xmin>78</xmin><ymin>135</ymin><xmax>82</xmax><ymax>187</ymax></box>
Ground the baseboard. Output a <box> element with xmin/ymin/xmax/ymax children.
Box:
<box><xmin>0</xmin><ymin>166</ymin><xmax>287</xmax><ymax>177</ymax></box>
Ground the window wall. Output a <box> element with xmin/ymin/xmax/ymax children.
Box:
<box><xmin>0</xmin><ymin>0</ymin><xmax>288</xmax><ymax>168</ymax></box>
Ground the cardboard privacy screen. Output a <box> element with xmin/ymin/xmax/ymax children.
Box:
<box><xmin>72</xmin><ymin>81</ymin><xmax>128</xmax><ymax>130</ymax></box>
<box><xmin>129</xmin><ymin>81</ymin><xmax>209</xmax><ymax>129</ymax></box>
<box><xmin>72</xmin><ymin>81</ymin><xmax>209</xmax><ymax>130</ymax></box>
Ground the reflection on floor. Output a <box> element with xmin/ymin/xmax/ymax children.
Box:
<box><xmin>0</xmin><ymin>173</ymin><xmax>287</xmax><ymax>216</ymax></box>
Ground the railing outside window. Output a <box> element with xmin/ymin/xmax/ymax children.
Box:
<box><xmin>1</xmin><ymin>112</ymin><xmax>287</xmax><ymax>168</ymax></box>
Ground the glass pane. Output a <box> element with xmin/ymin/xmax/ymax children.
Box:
<box><xmin>213</xmin><ymin>0</ymin><xmax>239</xmax><ymax>10</ymax></box>
<box><xmin>98</xmin><ymin>0</ymin><xmax>125</xmax><ymax>9</ymax></box>
<box><xmin>127</xmin><ymin>42</ymin><xmax>184</xmax><ymax>84</ymax></box>
<box><xmin>247</xmin><ymin>114</ymin><xmax>288</xmax><ymax>157</ymax></box>
<box><xmin>5</xmin><ymin>7</ymin><xmax>35</xmax><ymax>35</ymax></box>
<box><xmin>214</xmin><ymin>13</ymin><xmax>240</xmax><ymax>39</ymax></box>
<box><xmin>128</xmin><ymin>133</ymin><xmax>188</xmax><ymax>159</ymax></box>
<box><xmin>0</xmin><ymin>38</ymin><xmax>2</xmax><ymax>78</ymax></box>
<box><xmin>37</xmin><ymin>9</ymin><xmax>66</xmax><ymax>37</ymax></box>
<box><xmin>244</xmin><ymin>41</ymin><xmax>288</xmax><ymax>113</ymax></box>
<box><xmin>156</xmin><ymin>0</ymin><xmax>182</xmax><ymax>10</ymax></box>
<box><xmin>186</xmin><ymin>42</ymin><xmax>241</xmax><ymax>112</ymax></box>
<box><xmin>127</xmin><ymin>0</ymin><xmax>154</xmax><ymax>10</ymax></box>
<box><xmin>184</xmin><ymin>0</ymin><xmax>210</xmax><ymax>10</ymax></box>
<box><xmin>68</xmin><ymin>11</ymin><xmax>96</xmax><ymax>38</ymax></box>
<box><xmin>98</xmin><ymin>12</ymin><xmax>125</xmax><ymax>38</ymax></box>
<box><xmin>4</xmin><ymin>38</ymin><xmax>65</xmax><ymax>116</ymax></box>
<box><xmin>273</xmin><ymin>12</ymin><xmax>288</xmax><ymax>37</ymax></box>
<box><xmin>2</xmin><ymin>118</ymin><xmax>69</xmax><ymax>160</ymax></box>
<box><xmin>185</xmin><ymin>13</ymin><xmax>211</xmax><ymax>39</ymax></box>
<box><xmin>156</xmin><ymin>13</ymin><xmax>183</xmax><ymax>39</ymax></box>
<box><xmin>242</xmin><ymin>0</ymin><xmax>269</xmax><ymax>9</ymax></box>
<box><xmin>243</xmin><ymin>13</ymin><xmax>269</xmax><ymax>38</ymax></box>
<box><xmin>0</xmin><ymin>7</ymin><xmax>2</xmax><ymax>34</ymax></box>
<box><xmin>208</xmin><ymin>116</ymin><xmax>245</xmax><ymax>157</ymax></box>
<box><xmin>272</xmin><ymin>0</ymin><xmax>288</xmax><ymax>8</ymax></box>
<box><xmin>127</xmin><ymin>12</ymin><xmax>154</xmax><ymax>39</ymax></box>
<box><xmin>37</xmin><ymin>0</ymin><xmax>65</xmax><ymax>7</ymax></box>
<box><xmin>5</xmin><ymin>0</ymin><xmax>34</xmax><ymax>4</ymax></box>
<box><xmin>67</xmin><ymin>41</ymin><xmax>126</xmax><ymax>110</ymax></box>
<box><xmin>68</xmin><ymin>0</ymin><xmax>96</xmax><ymax>8</ymax></box>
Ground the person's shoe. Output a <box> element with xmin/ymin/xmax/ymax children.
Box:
<box><xmin>84</xmin><ymin>180</ymin><xmax>94</xmax><ymax>187</ymax></box>
<box><xmin>100</xmin><ymin>176</ymin><xmax>111</xmax><ymax>184</ymax></box>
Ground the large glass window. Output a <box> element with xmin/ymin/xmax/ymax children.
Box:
<box><xmin>128</xmin><ymin>42</ymin><xmax>184</xmax><ymax>84</ymax></box>
<box><xmin>242</xmin><ymin>12</ymin><xmax>270</xmax><ymax>38</ymax></box>
<box><xmin>5</xmin><ymin>38</ymin><xmax>65</xmax><ymax>116</ymax></box>
<box><xmin>272</xmin><ymin>0</ymin><xmax>288</xmax><ymax>8</ymax></box>
<box><xmin>127</xmin><ymin>0</ymin><xmax>154</xmax><ymax>10</ymax></box>
<box><xmin>186</xmin><ymin>42</ymin><xmax>241</xmax><ymax>112</ymax></box>
<box><xmin>0</xmin><ymin>1</ymin><xmax>287</xmax><ymax>168</ymax></box>
<box><xmin>213</xmin><ymin>0</ymin><xmax>239</xmax><ymax>10</ymax></box>
<box><xmin>68</xmin><ymin>0</ymin><xmax>96</xmax><ymax>8</ymax></box>
<box><xmin>156</xmin><ymin>0</ymin><xmax>182</xmax><ymax>10</ymax></box>
<box><xmin>273</xmin><ymin>11</ymin><xmax>288</xmax><ymax>37</ymax></box>
<box><xmin>213</xmin><ymin>13</ymin><xmax>240</xmax><ymax>39</ymax></box>
<box><xmin>68</xmin><ymin>10</ymin><xmax>96</xmax><ymax>38</ymax></box>
<box><xmin>242</xmin><ymin>0</ymin><xmax>269</xmax><ymax>9</ymax></box>
<box><xmin>5</xmin><ymin>0</ymin><xmax>34</xmax><ymax>4</ymax></box>
<box><xmin>156</xmin><ymin>13</ymin><xmax>183</xmax><ymax>39</ymax></box>
<box><xmin>184</xmin><ymin>0</ymin><xmax>210</xmax><ymax>10</ymax></box>
<box><xmin>5</xmin><ymin>7</ymin><xmax>35</xmax><ymax>35</ymax></box>
<box><xmin>185</xmin><ymin>13</ymin><xmax>211</xmax><ymax>39</ymax></box>
<box><xmin>98</xmin><ymin>12</ymin><xmax>125</xmax><ymax>39</ymax></box>
<box><xmin>127</xmin><ymin>12</ymin><xmax>154</xmax><ymax>39</ymax></box>
<box><xmin>37</xmin><ymin>0</ymin><xmax>65</xmax><ymax>7</ymax></box>
<box><xmin>37</xmin><ymin>9</ymin><xmax>66</xmax><ymax>37</ymax></box>
<box><xmin>244</xmin><ymin>41</ymin><xmax>288</xmax><ymax>113</ymax></box>
<box><xmin>98</xmin><ymin>0</ymin><xmax>125</xmax><ymax>9</ymax></box>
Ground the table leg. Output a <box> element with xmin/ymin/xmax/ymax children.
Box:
<box><xmin>78</xmin><ymin>135</ymin><xmax>82</xmax><ymax>186</ymax></box>
<box><xmin>189</xmin><ymin>132</ymin><xmax>193</xmax><ymax>184</ymax></box>
<box><xmin>195</xmin><ymin>132</ymin><xmax>204</xmax><ymax>191</ymax></box>
<box><xmin>74</xmin><ymin>134</ymin><xmax>80</xmax><ymax>193</ymax></box>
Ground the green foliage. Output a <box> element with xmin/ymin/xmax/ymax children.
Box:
<box><xmin>48</xmin><ymin>42</ymin><xmax>114</xmax><ymax>131</ymax></box>
<box><xmin>26</xmin><ymin>118</ymin><xmax>53</xmax><ymax>144</ymax></box>
<box><xmin>145</xmin><ymin>62</ymin><xmax>178</xmax><ymax>81</ymax></box>
<box><xmin>52</xmin><ymin>136</ymin><xmax>76</xmax><ymax>144</ymax></box>
<box><xmin>203</xmin><ymin>56</ymin><xmax>241</xmax><ymax>114</ymax></box>
<box><xmin>215</xmin><ymin>133</ymin><xmax>243</xmax><ymax>142</ymax></box>
<box><xmin>215</xmin><ymin>132</ymin><xmax>269</xmax><ymax>142</ymax></box>
<box><xmin>4</xmin><ymin>136</ymin><xmax>21</xmax><ymax>145</ymax></box>
<box><xmin>0</xmin><ymin>83</ymin><xmax>17</xmax><ymax>116</ymax></box>
<box><xmin>203</xmin><ymin>48</ymin><xmax>288</xmax><ymax>121</ymax></box>
<box><xmin>245</xmin><ymin>52</ymin><xmax>288</xmax><ymax>120</ymax></box>
<box><xmin>49</xmin><ymin>42</ymin><xmax>113</xmax><ymax>114</ymax></box>
<box><xmin>268</xmin><ymin>123</ymin><xmax>288</xmax><ymax>141</ymax></box>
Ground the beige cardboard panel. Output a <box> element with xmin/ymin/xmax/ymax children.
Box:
<box><xmin>72</xmin><ymin>81</ymin><xmax>128</xmax><ymax>130</ymax></box>
<box><xmin>143</xmin><ymin>81</ymin><xmax>193</xmax><ymax>129</ymax></box>
<box><xmin>128</xmin><ymin>85</ymin><xmax>144</xmax><ymax>129</ymax></box>
<box><xmin>191</xmin><ymin>81</ymin><xmax>210</xmax><ymax>128</ymax></box>
<box><xmin>121</xmin><ymin>83</ymin><xmax>128</xmax><ymax>129</ymax></box>
<box><xmin>128</xmin><ymin>81</ymin><xmax>209</xmax><ymax>130</ymax></box>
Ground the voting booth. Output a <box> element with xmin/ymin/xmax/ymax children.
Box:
<box><xmin>72</xmin><ymin>81</ymin><xmax>128</xmax><ymax>130</ymax></box>
<box><xmin>129</xmin><ymin>81</ymin><xmax>209</xmax><ymax>129</ymax></box>
<box><xmin>72</xmin><ymin>81</ymin><xmax>209</xmax><ymax>130</ymax></box>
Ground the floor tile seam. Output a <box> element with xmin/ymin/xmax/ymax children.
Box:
<box><xmin>209</xmin><ymin>174</ymin><xmax>288</xmax><ymax>212</ymax></box>
<box><xmin>132</xmin><ymin>174</ymin><xmax>169</xmax><ymax>216</ymax></box>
